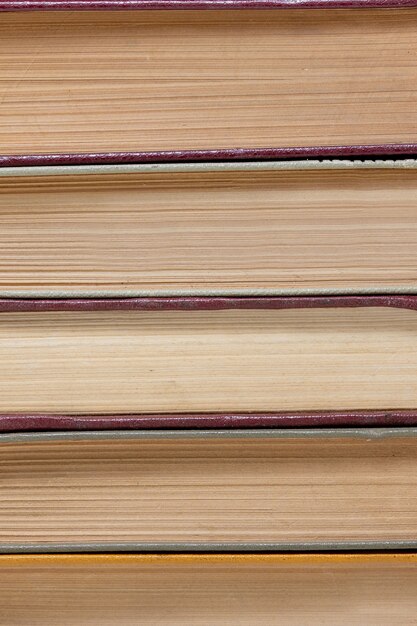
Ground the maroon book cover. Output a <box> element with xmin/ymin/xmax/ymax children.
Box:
<box><xmin>0</xmin><ymin>295</ymin><xmax>416</xmax><ymax>432</ymax></box>
<box><xmin>0</xmin><ymin>294</ymin><xmax>416</xmax><ymax>313</ymax></box>
<box><xmin>1</xmin><ymin>0</ymin><xmax>417</xmax><ymax>10</ymax></box>
<box><xmin>1</xmin><ymin>410</ymin><xmax>417</xmax><ymax>433</ymax></box>
<box><xmin>1</xmin><ymin>144</ymin><xmax>417</xmax><ymax>168</ymax></box>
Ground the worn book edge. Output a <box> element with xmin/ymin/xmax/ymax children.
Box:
<box><xmin>1</xmin><ymin>410</ymin><xmax>417</xmax><ymax>432</ymax></box>
<box><xmin>1</xmin><ymin>157</ymin><xmax>417</xmax><ymax>177</ymax></box>
<box><xmin>2</xmin><ymin>147</ymin><xmax>417</xmax><ymax>168</ymax></box>
<box><xmin>1</xmin><ymin>553</ymin><xmax>416</xmax><ymax>564</ymax></box>
<box><xmin>1</xmin><ymin>1</ymin><xmax>417</xmax><ymax>12</ymax></box>
<box><xmin>0</xmin><ymin>541</ymin><xmax>417</xmax><ymax>553</ymax></box>
<box><xmin>1</xmin><ymin>427</ymin><xmax>417</xmax><ymax>443</ymax></box>
<box><xmin>0</xmin><ymin>295</ymin><xmax>415</xmax><ymax>308</ymax></box>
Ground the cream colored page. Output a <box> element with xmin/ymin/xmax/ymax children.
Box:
<box><xmin>0</xmin><ymin>307</ymin><xmax>415</xmax><ymax>412</ymax></box>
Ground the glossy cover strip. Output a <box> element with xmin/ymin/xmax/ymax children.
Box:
<box><xmin>0</xmin><ymin>295</ymin><xmax>416</xmax><ymax>312</ymax></box>
<box><xmin>2</xmin><ymin>0</ymin><xmax>417</xmax><ymax>9</ymax></box>
<box><xmin>0</xmin><ymin>541</ymin><xmax>416</xmax><ymax>553</ymax></box>
<box><xmin>1</xmin><ymin>410</ymin><xmax>417</xmax><ymax>432</ymax></box>
<box><xmin>1</xmin><ymin>144</ymin><xmax>417</xmax><ymax>167</ymax></box>
<box><xmin>1</xmin><ymin>553</ymin><xmax>416</xmax><ymax>564</ymax></box>
<box><xmin>1</xmin><ymin>427</ymin><xmax>416</xmax><ymax>443</ymax></box>
<box><xmin>1</xmin><ymin>0</ymin><xmax>417</xmax><ymax>10</ymax></box>
<box><xmin>2</xmin><ymin>158</ymin><xmax>417</xmax><ymax>178</ymax></box>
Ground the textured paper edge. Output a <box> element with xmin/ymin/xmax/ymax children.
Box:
<box><xmin>2</xmin><ymin>159</ymin><xmax>417</xmax><ymax>297</ymax></box>
<box><xmin>1</xmin><ymin>429</ymin><xmax>415</xmax><ymax>553</ymax></box>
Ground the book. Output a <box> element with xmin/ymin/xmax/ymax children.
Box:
<box><xmin>0</xmin><ymin>296</ymin><xmax>415</xmax><ymax>414</ymax></box>
<box><xmin>0</xmin><ymin>428</ymin><xmax>416</xmax><ymax>549</ymax></box>
<box><xmin>1</xmin><ymin>554</ymin><xmax>416</xmax><ymax>625</ymax></box>
<box><xmin>1</xmin><ymin>4</ymin><xmax>417</xmax><ymax>162</ymax></box>
<box><xmin>1</xmin><ymin>160</ymin><xmax>417</xmax><ymax>296</ymax></box>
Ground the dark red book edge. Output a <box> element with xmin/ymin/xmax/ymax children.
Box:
<box><xmin>1</xmin><ymin>144</ymin><xmax>417</xmax><ymax>168</ymax></box>
<box><xmin>1</xmin><ymin>410</ymin><xmax>417</xmax><ymax>432</ymax></box>
<box><xmin>0</xmin><ymin>294</ymin><xmax>416</xmax><ymax>313</ymax></box>
<box><xmin>1</xmin><ymin>0</ymin><xmax>417</xmax><ymax>11</ymax></box>
<box><xmin>0</xmin><ymin>294</ymin><xmax>416</xmax><ymax>431</ymax></box>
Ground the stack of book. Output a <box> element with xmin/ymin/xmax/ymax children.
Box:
<box><xmin>1</xmin><ymin>1</ymin><xmax>417</xmax><ymax>623</ymax></box>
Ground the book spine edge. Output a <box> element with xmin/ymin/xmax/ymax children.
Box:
<box><xmin>2</xmin><ymin>144</ymin><xmax>417</xmax><ymax>167</ymax></box>
<box><xmin>2</xmin><ymin>0</ymin><xmax>417</xmax><ymax>12</ymax></box>
<box><xmin>1</xmin><ymin>410</ymin><xmax>417</xmax><ymax>432</ymax></box>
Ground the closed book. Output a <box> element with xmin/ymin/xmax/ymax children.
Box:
<box><xmin>0</xmin><ymin>296</ymin><xmax>415</xmax><ymax>416</ymax></box>
<box><xmin>1</xmin><ymin>554</ymin><xmax>417</xmax><ymax>625</ymax></box>
<box><xmin>1</xmin><ymin>2</ymin><xmax>417</xmax><ymax>162</ymax></box>
<box><xmin>0</xmin><ymin>427</ymin><xmax>417</xmax><ymax>551</ymax></box>
<box><xmin>1</xmin><ymin>159</ymin><xmax>417</xmax><ymax>297</ymax></box>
